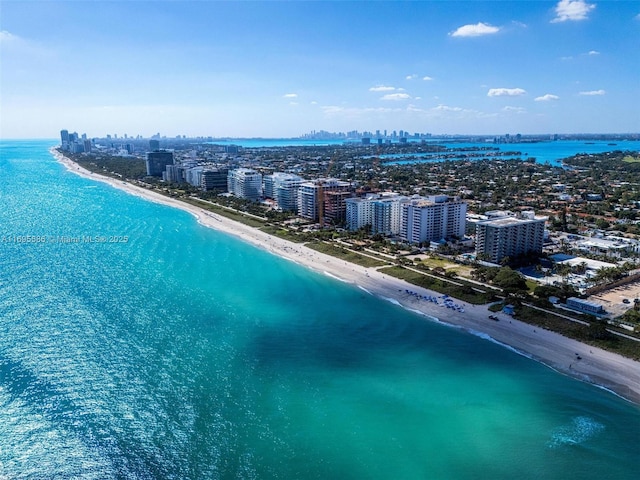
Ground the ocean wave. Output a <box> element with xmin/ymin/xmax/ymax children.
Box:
<box><xmin>547</xmin><ymin>416</ymin><xmax>605</xmax><ymax>448</ymax></box>
<box><xmin>323</xmin><ymin>271</ymin><xmax>349</xmax><ymax>283</ymax></box>
<box><xmin>466</xmin><ymin>329</ymin><xmax>536</xmax><ymax>360</ymax></box>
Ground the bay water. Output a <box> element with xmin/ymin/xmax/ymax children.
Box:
<box><xmin>0</xmin><ymin>140</ymin><xmax>638</xmax><ymax>479</ymax></box>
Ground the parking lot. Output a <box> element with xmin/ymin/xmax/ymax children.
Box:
<box><xmin>590</xmin><ymin>281</ymin><xmax>640</xmax><ymax>317</ymax></box>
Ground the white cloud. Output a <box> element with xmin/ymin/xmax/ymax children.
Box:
<box><xmin>588</xmin><ymin>50</ymin><xmax>600</xmax><ymax>55</ymax></box>
<box><xmin>320</xmin><ymin>105</ymin><xmax>398</xmax><ymax>117</ymax></box>
<box><xmin>0</xmin><ymin>30</ymin><xmax>18</xmax><ymax>42</ymax></box>
<box><xmin>503</xmin><ymin>106</ymin><xmax>526</xmax><ymax>114</ymax></box>
<box><xmin>283</xmin><ymin>93</ymin><xmax>298</xmax><ymax>98</ymax></box>
<box><xmin>579</xmin><ymin>89</ymin><xmax>606</xmax><ymax>95</ymax></box>
<box><xmin>381</xmin><ymin>93</ymin><xmax>411</xmax><ymax>101</ymax></box>
<box><xmin>407</xmin><ymin>74</ymin><xmax>433</xmax><ymax>81</ymax></box>
<box><xmin>433</xmin><ymin>105</ymin><xmax>463</xmax><ymax>112</ymax></box>
<box><xmin>487</xmin><ymin>88</ymin><xmax>527</xmax><ymax>97</ymax></box>
<box><xmin>535</xmin><ymin>94</ymin><xmax>560</xmax><ymax>101</ymax></box>
<box><xmin>369</xmin><ymin>85</ymin><xmax>396</xmax><ymax>92</ymax></box>
<box><xmin>310</xmin><ymin>101</ymin><xmax>318</xmax><ymax>105</ymax></box>
<box><xmin>551</xmin><ymin>0</ymin><xmax>596</xmax><ymax>23</ymax></box>
<box><xmin>450</xmin><ymin>22</ymin><xmax>500</xmax><ymax>37</ymax></box>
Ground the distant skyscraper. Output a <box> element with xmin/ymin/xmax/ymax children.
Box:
<box><xmin>60</xmin><ymin>130</ymin><xmax>69</xmax><ymax>144</ymax></box>
<box><xmin>149</xmin><ymin>139</ymin><xmax>160</xmax><ymax>151</ymax></box>
<box><xmin>225</xmin><ymin>145</ymin><xmax>239</xmax><ymax>154</ymax></box>
<box><xmin>145</xmin><ymin>151</ymin><xmax>174</xmax><ymax>176</ymax></box>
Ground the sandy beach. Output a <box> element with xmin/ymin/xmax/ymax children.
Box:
<box><xmin>52</xmin><ymin>148</ymin><xmax>640</xmax><ymax>405</ymax></box>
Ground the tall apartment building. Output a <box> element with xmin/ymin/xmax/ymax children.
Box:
<box><xmin>201</xmin><ymin>168</ymin><xmax>229</xmax><ymax>192</ymax></box>
<box><xmin>185</xmin><ymin>167</ymin><xmax>204</xmax><ymax>187</ymax></box>
<box><xmin>345</xmin><ymin>193</ymin><xmax>406</xmax><ymax>235</ymax></box>
<box><xmin>475</xmin><ymin>211</ymin><xmax>546</xmax><ymax>264</ymax></box>
<box><xmin>163</xmin><ymin>164</ymin><xmax>185</xmax><ymax>184</ymax></box>
<box><xmin>400</xmin><ymin>195</ymin><xmax>467</xmax><ymax>244</ymax></box>
<box><xmin>298</xmin><ymin>179</ymin><xmax>352</xmax><ymax>223</ymax></box>
<box><xmin>60</xmin><ymin>130</ymin><xmax>69</xmax><ymax>150</ymax></box>
<box><xmin>227</xmin><ymin>168</ymin><xmax>263</xmax><ymax>201</ymax></box>
<box><xmin>146</xmin><ymin>150</ymin><xmax>174</xmax><ymax>176</ymax></box>
<box><xmin>263</xmin><ymin>172</ymin><xmax>304</xmax><ymax>212</ymax></box>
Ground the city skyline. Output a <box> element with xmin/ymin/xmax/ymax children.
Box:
<box><xmin>1</xmin><ymin>0</ymin><xmax>639</xmax><ymax>139</ymax></box>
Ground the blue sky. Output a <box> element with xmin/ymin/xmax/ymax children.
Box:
<box><xmin>1</xmin><ymin>0</ymin><xmax>639</xmax><ymax>138</ymax></box>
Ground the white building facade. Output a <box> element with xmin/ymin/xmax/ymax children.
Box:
<box><xmin>263</xmin><ymin>172</ymin><xmax>304</xmax><ymax>212</ymax></box>
<box><xmin>298</xmin><ymin>179</ymin><xmax>352</xmax><ymax>222</ymax></box>
<box><xmin>475</xmin><ymin>211</ymin><xmax>546</xmax><ymax>264</ymax></box>
<box><xmin>345</xmin><ymin>193</ymin><xmax>406</xmax><ymax>235</ymax></box>
<box><xmin>227</xmin><ymin>168</ymin><xmax>263</xmax><ymax>201</ymax></box>
<box><xmin>400</xmin><ymin>195</ymin><xmax>467</xmax><ymax>244</ymax></box>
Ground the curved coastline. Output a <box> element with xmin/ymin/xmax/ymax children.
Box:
<box><xmin>51</xmin><ymin>147</ymin><xmax>640</xmax><ymax>405</ymax></box>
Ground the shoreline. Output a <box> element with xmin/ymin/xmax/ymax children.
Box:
<box><xmin>51</xmin><ymin>147</ymin><xmax>640</xmax><ymax>406</ymax></box>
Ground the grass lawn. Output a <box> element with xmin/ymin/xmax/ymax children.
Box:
<box><xmin>260</xmin><ymin>225</ymin><xmax>306</xmax><ymax>243</ymax></box>
<box><xmin>181</xmin><ymin>197</ymin><xmax>266</xmax><ymax>228</ymax></box>
<box><xmin>380</xmin><ymin>266</ymin><xmax>495</xmax><ymax>305</ymax></box>
<box><xmin>514</xmin><ymin>305</ymin><xmax>640</xmax><ymax>360</ymax></box>
<box><xmin>306</xmin><ymin>241</ymin><xmax>388</xmax><ymax>268</ymax></box>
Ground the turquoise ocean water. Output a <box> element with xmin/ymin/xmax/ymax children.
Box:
<box><xmin>0</xmin><ymin>140</ymin><xmax>638</xmax><ymax>479</ymax></box>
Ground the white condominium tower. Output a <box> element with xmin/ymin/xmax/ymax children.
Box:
<box><xmin>400</xmin><ymin>195</ymin><xmax>467</xmax><ymax>244</ymax></box>
<box><xmin>298</xmin><ymin>179</ymin><xmax>352</xmax><ymax>223</ymax></box>
<box><xmin>263</xmin><ymin>172</ymin><xmax>304</xmax><ymax>212</ymax></box>
<box><xmin>227</xmin><ymin>168</ymin><xmax>263</xmax><ymax>201</ymax></box>
<box><xmin>345</xmin><ymin>193</ymin><xmax>407</xmax><ymax>235</ymax></box>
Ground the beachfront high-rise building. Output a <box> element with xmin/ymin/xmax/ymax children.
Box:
<box><xmin>345</xmin><ymin>196</ymin><xmax>375</xmax><ymax>231</ymax></box>
<box><xmin>345</xmin><ymin>193</ymin><xmax>407</xmax><ymax>235</ymax></box>
<box><xmin>298</xmin><ymin>179</ymin><xmax>353</xmax><ymax>223</ymax></box>
<box><xmin>263</xmin><ymin>172</ymin><xmax>304</xmax><ymax>212</ymax></box>
<box><xmin>185</xmin><ymin>167</ymin><xmax>204</xmax><ymax>188</ymax></box>
<box><xmin>400</xmin><ymin>195</ymin><xmax>467</xmax><ymax>244</ymax></box>
<box><xmin>475</xmin><ymin>211</ymin><xmax>546</xmax><ymax>264</ymax></box>
<box><xmin>201</xmin><ymin>168</ymin><xmax>229</xmax><ymax>192</ymax></box>
<box><xmin>60</xmin><ymin>130</ymin><xmax>69</xmax><ymax>149</ymax></box>
<box><xmin>227</xmin><ymin>168</ymin><xmax>263</xmax><ymax>201</ymax></box>
<box><xmin>163</xmin><ymin>164</ymin><xmax>186</xmax><ymax>184</ymax></box>
<box><xmin>146</xmin><ymin>151</ymin><xmax>174</xmax><ymax>176</ymax></box>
